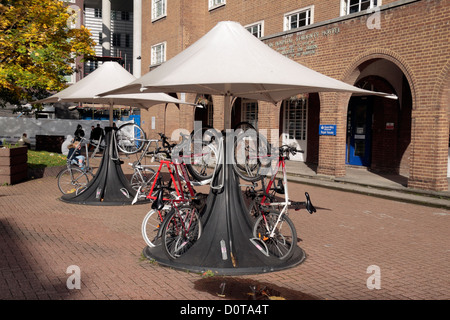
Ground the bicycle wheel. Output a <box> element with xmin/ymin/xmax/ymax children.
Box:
<box><xmin>141</xmin><ymin>206</ymin><xmax>172</xmax><ymax>247</ymax></box>
<box><xmin>233</xmin><ymin>121</ymin><xmax>256</xmax><ymax>135</ymax></box>
<box><xmin>57</xmin><ymin>167</ymin><xmax>89</xmax><ymax>195</ymax></box>
<box><xmin>130</xmin><ymin>167</ymin><xmax>156</xmax><ymax>194</ymax></box>
<box><xmin>252</xmin><ymin>211</ymin><xmax>297</xmax><ymax>260</ymax></box>
<box><xmin>115</xmin><ymin>123</ymin><xmax>146</xmax><ymax>154</ymax></box>
<box><xmin>186</xmin><ymin>127</ymin><xmax>220</xmax><ymax>181</ymax></box>
<box><xmin>162</xmin><ymin>205</ymin><xmax>202</xmax><ymax>260</ymax></box>
<box><xmin>233</xmin><ymin>130</ymin><xmax>270</xmax><ymax>182</ymax></box>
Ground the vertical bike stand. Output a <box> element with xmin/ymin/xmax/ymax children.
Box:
<box><xmin>60</xmin><ymin>127</ymin><xmax>140</xmax><ymax>206</ymax></box>
<box><xmin>143</xmin><ymin>132</ymin><xmax>306</xmax><ymax>275</ymax></box>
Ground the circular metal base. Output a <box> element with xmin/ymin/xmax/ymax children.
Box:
<box><xmin>142</xmin><ymin>244</ymin><xmax>306</xmax><ymax>276</ymax></box>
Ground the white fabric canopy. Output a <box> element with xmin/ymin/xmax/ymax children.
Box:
<box><xmin>34</xmin><ymin>61</ymin><xmax>194</xmax><ymax>109</ymax></box>
<box><xmin>101</xmin><ymin>21</ymin><xmax>396</xmax><ymax>103</ymax></box>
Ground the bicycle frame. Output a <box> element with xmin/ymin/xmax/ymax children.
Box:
<box><xmin>66</xmin><ymin>137</ymin><xmax>98</xmax><ymax>175</ymax></box>
<box><xmin>146</xmin><ymin>158</ymin><xmax>195</xmax><ymax>203</ymax></box>
<box><xmin>260</xmin><ymin>155</ymin><xmax>290</xmax><ymax>205</ymax></box>
<box><xmin>254</xmin><ymin>153</ymin><xmax>291</xmax><ymax>238</ymax></box>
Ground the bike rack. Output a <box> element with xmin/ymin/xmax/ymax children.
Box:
<box><xmin>60</xmin><ymin>127</ymin><xmax>144</xmax><ymax>206</ymax></box>
<box><xmin>143</xmin><ymin>133</ymin><xmax>306</xmax><ymax>275</ymax></box>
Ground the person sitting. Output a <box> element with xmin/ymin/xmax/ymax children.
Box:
<box><xmin>61</xmin><ymin>135</ymin><xmax>73</xmax><ymax>155</ymax></box>
<box><xmin>67</xmin><ymin>141</ymin><xmax>85</xmax><ymax>170</ymax></box>
<box><xmin>18</xmin><ymin>133</ymin><xmax>31</xmax><ymax>149</ymax></box>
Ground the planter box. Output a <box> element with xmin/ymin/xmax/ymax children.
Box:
<box><xmin>0</xmin><ymin>147</ymin><xmax>28</xmax><ymax>185</ymax></box>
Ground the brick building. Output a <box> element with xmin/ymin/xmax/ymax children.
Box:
<box><xmin>137</xmin><ymin>0</ymin><xmax>450</xmax><ymax>192</ymax></box>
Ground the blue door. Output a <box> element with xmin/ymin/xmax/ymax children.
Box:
<box><xmin>346</xmin><ymin>97</ymin><xmax>373</xmax><ymax>166</ymax></box>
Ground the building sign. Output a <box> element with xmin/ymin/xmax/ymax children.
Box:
<box><xmin>266</xmin><ymin>27</ymin><xmax>340</xmax><ymax>58</ymax></box>
<box><xmin>319</xmin><ymin>124</ymin><xmax>336</xmax><ymax>136</ymax></box>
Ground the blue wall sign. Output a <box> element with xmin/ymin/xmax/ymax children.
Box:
<box><xmin>319</xmin><ymin>124</ymin><xmax>336</xmax><ymax>136</ymax></box>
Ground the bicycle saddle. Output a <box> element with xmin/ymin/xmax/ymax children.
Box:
<box><xmin>151</xmin><ymin>188</ymin><xmax>165</xmax><ymax>211</ymax></box>
<box><xmin>304</xmin><ymin>192</ymin><xmax>316</xmax><ymax>214</ymax></box>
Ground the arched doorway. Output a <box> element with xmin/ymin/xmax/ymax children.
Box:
<box><xmin>346</xmin><ymin>59</ymin><xmax>412</xmax><ymax>175</ymax></box>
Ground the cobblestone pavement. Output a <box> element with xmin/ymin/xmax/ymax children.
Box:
<box><xmin>0</xmin><ymin>167</ymin><xmax>449</xmax><ymax>301</ymax></box>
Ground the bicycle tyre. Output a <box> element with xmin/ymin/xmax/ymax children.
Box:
<box><xmin>186</xmin><ymin>127</ymin><xmax>220</xmax><ymax>181</ymax></box>
<box><xmin>252</xmin><ymin>211</ymin><xmax>297</xmax><ymax>260</ymax></box>
<box><xmin>233</xmin><ymin>130</ymin><xmax>270</xmax><ymax>182</ymax></box>
<box><xmin>141</xmin><ymin>206</ymin><xmax>172</xmax><ymax>247</ymax></box>
<box><xmin>130</xmin><ymin>167</ymin><xmax>156</xmax><ymax>192</ymax></box>
<box><xmin>233</xmin><ymin>121</ymin><xmax>256</xmax><ymax>135</ymax></box>
<box><xmin>57</xmin><ymin>167</ymin><xmax>89</xmax><ymax>195</ymax></box>
<box><xmin>116</xmin><ymin>123</ymin><xmax>146</xmax><ymax>154</ymax></box>
<box><xmin>161</xmin><ymin>205</ymin><xmax>203</xmax><ymax>260</ymax></box>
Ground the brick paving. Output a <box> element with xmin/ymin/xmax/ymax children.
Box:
<box><xmin>0</xmin><ymin>163</ymin><xmax>449</xmax><ymax>301</ymax></box>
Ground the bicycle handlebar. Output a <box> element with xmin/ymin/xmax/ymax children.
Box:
<box><xmin>158</xmin><ymin>132</ymin><xmax>177</xmax><ymax>152</ymax></box>
<box><xmin>279</xmin><ymin>145</ymin><xmax>303</xmax><ymax>158</ymax></box>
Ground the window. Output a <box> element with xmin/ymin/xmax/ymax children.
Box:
<box><xmin>209</xmin><ymin>0</ymin><xmax>226</xmax><ymax>11</ymax></box>
<box><xmin>121</xmin><ymin>11</ymin><xmax>130</xmax><ymax>21</ymax></box>
<box><xmin>284</xmin><ymin>6</ymin><xmax>313</xmax><ymax>31</ymax></box>
<box><xmin>341</xmin><ymin>0</ymin><xmax>379</xmax><ymax>15</ymax></box>
<box><xmin>242</xmin><ymin>100</ymin><xmax>258</xmax><ymax>129</ymax></box>
<box><xmin>151</xmin><ymin>42</ymin><xmax>166</xmax><ymax>66</ymax></box>
<box><xmin>283</xmin><ymin>98</ymin><xmax>307</xmax><ymax>141</ymax></box>
<box><xmin>94</xmin><ymin>8</ymin><xmax>102</xmax><ymax>18</ymax></box>
<box><xmin>125</xmin><ymin>34</ymin><xmax>131</xmax><ymax>48</ymax></box>
<box><xmin>152</xmin><ymin>0</ymin><xmax>167</xmax><ymax>21</ymax></box>
<box><xmin>245</xmin><ymin>21</ymin><xmax>264</xmax><ymax>38</ymax></box>
<box><xmin>112</xmin><ymin>33</ymin><xmax>121</xmax><ymax>47</ymax></box>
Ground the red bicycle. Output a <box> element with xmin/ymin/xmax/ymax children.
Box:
<box><xmin>141</xmin><ymin>131</ymin><xmax>220</xmax><ymax>260</ymax></box>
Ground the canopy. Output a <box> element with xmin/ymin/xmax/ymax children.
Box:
<box><xmin>34</xmin><ymin>61</ymin><xmax>194</xmax><ymax>110</ymax></box>
<box><xmin>34</xmin><ymin>62</ymin><xmax>194</xmax><ymax>206</ymax></box>
<box><xmin>101</xmin><ymin>21</ymin><xmax>397</xmax><ymax>103</ymax></box>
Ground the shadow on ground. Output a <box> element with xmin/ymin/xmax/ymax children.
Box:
<box><xmin>194</xmin><ymin>276</ymin><xmax>320</xmax><ymax>300</ymax></box>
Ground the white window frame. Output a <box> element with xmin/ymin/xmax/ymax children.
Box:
<box><xmin>245</xmin><ymin>21</ymin><xmax>264</xmax><ymax>38</ymax></box>
<box><xmin>152</xmin><ymin>0</ymin><xmax>167</xmax><ymax>21</ymax></box>
<box><xmin>209</xmin><ymin>0</ymin><xmax>226</xmax><ymax>11</ymax></box>
<box><xmin>283</xmin><ymin>6</ymin><xmax>314</xmax><ymax>31</ymax></box>
<box><xmin>241</xmin><ymin>100</ymin><xmax>258</xmax><ymax>129</ymax></box>
<box><xmin>151</xmin><ymin>41</ymin><xmax>166</xmax><ymax>66</ymax></box>
<box><xmin>340</xmin><ymin>0</ymin><xmax>380</xmax><ymax>16</ymax></box>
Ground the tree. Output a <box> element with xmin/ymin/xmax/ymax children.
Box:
<box><xmin>0</xmin><ymin>0</ymin><xmax>96</xmax><ymax>111</ymax></box>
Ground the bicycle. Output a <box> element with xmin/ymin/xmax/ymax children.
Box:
<box><xmin>57</xmin><ymin>136</ymin><xmax>100</xmax><ymax>195</ymax></box>
<box><xmin>141</xmin><ymin>132</ymin><xmax>219</xmax><ymax>258</ymax></box>
<box><xmin>128</xmin><ymin>138</ymin><xmax>160</xmax><ymax>199</ymax></box>
<box><xmin>232</xmin><ymin>125</ymin><xmax>271</xmax><ymax>182</ymax></box>
<box><xmin>243</xmin><ymin>144</ymin><xmax>316</xmax><ymax>260</ymax></box>
<box><xmin>115</xmin><ymin>122</ymin><xmax>147</xmax><ymax>154</ymax></box>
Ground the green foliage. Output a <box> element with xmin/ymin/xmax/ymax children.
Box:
<box><xmin>27</xmin><ymin>150</ymin><xmax>67</xmax><ymax>169</ymax></box>
<box><xmin>0</xmin><ymin>0</ymin><xmax>96</xmax><ymax>110</ymax></box>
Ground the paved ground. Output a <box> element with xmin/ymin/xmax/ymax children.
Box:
<box><xmin>0</xmin><ymin>160</ymin><xmax>449</xmax><ymax>302</ymax></box>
